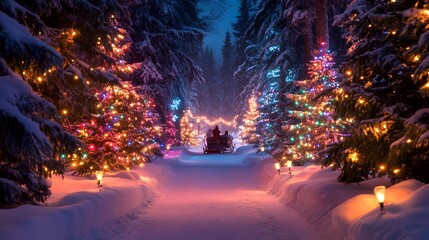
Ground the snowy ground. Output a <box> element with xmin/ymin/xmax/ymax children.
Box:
<box><xmin>95</xmin><ymin>146</ymin><xmax>317</xmax><ymax>240</ymax></box>
<box><xmin>1</xmin><ymin>145</ymin><xmax>428</xmax><ymax>240</ymax></box>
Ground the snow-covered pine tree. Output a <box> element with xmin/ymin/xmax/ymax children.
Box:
<box><xmin>0</xmin><ymin>9</ymin><xmax>81</xmax><ymax>206</ymax></box>
<box><xmin>129</xmin><ymin>0</ymin><xmax>206</xmax><ymax>123</ymax></box>
<box><xmin>233</xmin><ymin>0</ymin><xmax>253</xmax><ymax>67</ymax></box>
<box><xmin>237</xmin><ymin>0</ymin><xmax>305</xmax><ymax>154</ymax></box>
<box><xmin>332</xmin><ymin>0</ymin><xmax>429</xmax><ymax>183</ymax></box>
<box><xmin>8</xmin><ymin>0</ymin><xmax>131</xmax><ymax>120</ymax></box>
<box><xmin>232</xmin><ymin>0</ymin><xmax>254</xmax><ymax>109</ymax></box>
<box><xmin>197</xmin><ymin>46</ymin><xmax>220</xmax><ymax>118</ymax></box>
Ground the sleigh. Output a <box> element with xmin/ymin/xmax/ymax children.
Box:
<box><xmin>203</xmin><ymin>136</ymin><xmax>235</xmax><ymax>154</ymax></box>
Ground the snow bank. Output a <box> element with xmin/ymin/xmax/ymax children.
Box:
<box><xmin>2</xmin><ymin>147</ymin><xmax>428</xmax><ymax>240</ymax></box>
<box><xmin>342</xmin><ymin>181</ymin><xmax>428</xmax><ymax>240</ymax></box>
<box><xmin>0</xmin><ymin>170</ymin><xmax>157</xmax><ymax>240</ymax></box>
<box><xmin>267</xmin><ymin>164</ymin><xmax>428</xmax><ymax>240</ymax></box>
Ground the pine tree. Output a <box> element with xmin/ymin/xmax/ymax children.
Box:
<box><xmin>332</xmin><ymin>0</ymin><xmax>429</xmax><ymax>183</ymax></box>
<box><xmin>274</xmin><ymin>44</ymin><xmax>343</xmax><ymax>165</ymax></box>
<box><xmin>197</xmin><ymin>46</ymin><xmax>220</xmax><ymax>117</ymax></box>
<box><xmin>162</xmin><ymin>113</ymin><xmax>180</xmax><ymax>147</ymax></box>
<box><xmin>232</xmin><ymin>0</ymin><xmax>256</xmax><ymax>118</ymax></box>
<box><xmin>0</xmin><ymin>6</ymin><xmax>81</xmax><ymax>206</ymax></box>
<box><xmin>232</xmin><ymin>0</ymin><xmax>252</xmax><ymax>67</ymax></box>
<box><xmin>68</xmin><ymin>82</ymin><xmax>162</xmax><ymax>174</ymax></box>
<box><xmin>180</xmin><ymin>109</ymin><xmax>199</xmax><ymax>146</ymax></box>
<box><xmin>240</xmin><ymin>93</ymin><xmax>260</xmax><ymax>144</ymax></box>
<box><xmin>129</xmin><ymin>0</ymin><xmax>206</xmax><ymax>122</ymax></box>
<box><xmin>13</xmin><ymin>0</ymin><xmax>130</xmax><ymax>120</ymax></box>
<box><xmin>238</xmin><ymin>0</ymin><xmax>304</xmax><ymax>153</ymax></box>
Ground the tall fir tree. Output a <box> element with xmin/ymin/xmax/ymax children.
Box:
<box><xmin>232</xmin><ymin>0</ymin><xmax>254</xmax><ymax>110</ymax></box>
<box><xmin>197</xmin><ymin>46</ymin><xmax>220</xmax><ymax>118</ymax></box>
<box><xmin>237</xmin><ymin>0</ymin><xmax>305</xmax><ymax>153</ymax></box>
<box><xmin>331</xmin><ymin>0</ymin><xmax>429</xmax><ymax>183</ymax></box>
<box><xmin>129</xmin><ymin>0</ymin><xmax>206</xmax><ymax>126</ymax></box>
<box><xmin>0</xmin><ymin>3</ymin><xmax>83</xmax><ymax>206</ymax></box>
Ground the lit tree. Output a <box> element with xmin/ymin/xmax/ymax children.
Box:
<box><xmin>180</xmin><ymin>109</ymin><xmax>199</xmax><ymax>146</ymax></box>
<box><xmin>68</xmin><ymin>82</ymin><xmax>162</xmax><ymax>174</ymax></box>
<box><xmin>331</xmin><ymin>0</ymin><xmax>429</xmax><ymax>183</ymax></box>
<box><xmin>0</xmin><ymin>6</ymin><xmax>81</xmax><ymax>206</ymax></box>
<box><xmin>235</xmin><ymin>0</ymin><xmax>308</xmax><ymax>154</ymax></box>
<box><xmin>274</xmin><ymin>44</ymin><xmax>343</xmax><ymax>164</ymax></box>
<box><xmin>162</xmin><ymin>113</ymin><xmax>180</xmax><ymax>147</ymax></box>
<box><xmin>240</xmin><ymin>93</ymin><xmax>260</xmax><ymax>144</ymax></box>
<box><xmin>13</xmin><ymin>0</ymin><xmax>131</xmax><ymax>121</ymax></box>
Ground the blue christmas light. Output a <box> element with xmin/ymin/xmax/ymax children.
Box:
<box><xmin>170</xmin><ymin>98</ymin><xmax>181</xmax><ymax>111</ymax></box>
<box><xmin>172</xmin><ymin>114</ymin><xmax>179</xmax><ymax>122</ymax></box>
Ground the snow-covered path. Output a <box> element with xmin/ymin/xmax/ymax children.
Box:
<box><xmin>99</xmin><ymin>147</ymin><xmax>318</xmax><ymax>240</ymax></box>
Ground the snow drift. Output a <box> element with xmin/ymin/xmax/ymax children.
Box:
<box><xmin>268</xmin><ymin>164</ymin><xmax>429</xmax><ymax>240</ymax></box>
<box><xmin>0</xmin><ymin>170</ymin><xmax>157</xmax><ymax>240</ymax></box>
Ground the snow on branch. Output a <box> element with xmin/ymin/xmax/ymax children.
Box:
<box><xmin>404</xmin><ymin>108</ymin><xmax>429</xmax><ymax>126</ymax></box>
<box><xmin>0</xmin><ymin>73</ymin><xmax>53</xmax><ymax>156</ymax></box>
<box><xmin>0</xmin><ymin>12</ymin><xmax>62</xmax><ymax>70</ymax></box>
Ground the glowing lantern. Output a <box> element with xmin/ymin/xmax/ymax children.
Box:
<box><xmin>286</xmin><ymin>160</ymin><xmax>293</xmax><ymax>177</ymax></box>
<box><xmin>95</xmin><ymin>171</ymin><xmax>103</xmax><ymax>191</ymax></box>
<box><xmin>374</xmin><ymin>186</ymin><xmax>386</xmax><ymax>213</ymax></box>
<box><xmin>274</xmin><ymin>162</ymin><xmax>281</xmax><ymax>175</ymax></box>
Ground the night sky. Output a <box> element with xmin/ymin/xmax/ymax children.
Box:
<box><xmin>203</xmin><ymin>0</ymin><xmax>239</xmax><ymax>64</ymax></box>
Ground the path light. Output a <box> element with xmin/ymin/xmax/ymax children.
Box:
<box><xmin>379</xmin><ymin>165</ymin><xmax>386</xmax><ymax>177</ymax></box>
<box><xmin>374</xmin><ymin>186</ymin><xmax>386</xmax><ymax>213</ymax></box>
<box><xmin>260</xmin><ymin>146</ymin><xmax>265</xmax><ymax>157</ymax></box>
<box><xmin>274</xmin><ymin>162</ymin><xmax>281</xmax><ymax>175</ymax></box>
<box><xmin>286</xmin><ymin>160</ymin><xmax>293</xmax><ymax>177</ymax></box>
<box><xmin>95</xmin><ymin>171</ymin><xmax>103</xmax><ymax>191</ymax></box>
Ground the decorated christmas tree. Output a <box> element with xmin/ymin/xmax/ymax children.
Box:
<box><xmin>180</xmin><ymin>109</ymin><xmax>199</xmax><ymax>146</ymax></box>
<box><xmin>162</xmin><ymin>113</ymin><xmax>180</xmax><ymax>147</ymax></box>
<box><xmin>68</xmin><ymin>82</ymin><xmax>162</xmax><ymax>174</ymax></box>
<box><xmin>332</xmin><ymin>0</ymin><xmax>429</xmax><ymax>183</ymax></box>
<box><xmin>240</xmin><ymin>93</ymin><xmax>260</xmax><ymax>144</ymax></box>
<box><xmin>274</xmin><ymin>43</ymin><xmax>343</xmax><ymax>165</ymax></box>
